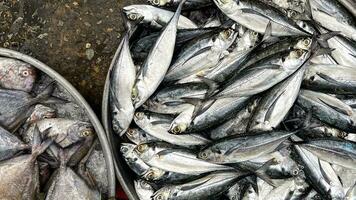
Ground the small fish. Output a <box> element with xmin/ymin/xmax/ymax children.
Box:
<box><xmin>214</xmin><ymin>0</ymin><xmax>308</xmax><ymax>36</ymax></box>
<box><xmin>152</xmin><ymin>171</ymin><xmax>246</xmax><ymax>200</ymax></box>
<box><xmin>23</xmin><ymin>118</ymin><xmax>94</xmax><ymax>148</ymax></box>
<box><xmin>198</xmin><ymin>131</ymin><xmax>294</xmax><ymax>164</ymax></box>
<box><xmin>123</xmin><ymin>5</ymin><xmax>198</xmax><ymax>29</ymax></box>
<box><xmin>132</xmin><ymin>1</ymin><xmax>186</xmax><ymax>108</ymax></box>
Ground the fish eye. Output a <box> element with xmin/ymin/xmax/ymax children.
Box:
<box><xmin>199</xmin><ymin>152</ymin><xmax>208</xmax><ymax>159</ymax></box>
<box><xmin>292</xmin><ymin>169</ymin><xmax>299</xmax><ymax>176</ymax></box>
<box><xmin>113</xmin><ymin>124</ymin><xmax>119</xmax><ymax>131</ymax></box>
<box><xmin>137</xmin><ymin>144</ymin><xmax>147</xmax><ymax>152</ymax></box>
<box><xmin>127</xmin><ymin>129</ymin><xmax>135</xmax><ymax>136</ymax></box>
<box><xmin>155</xmin><ymin>194</ymin><xmax>164</xmax><ymax>200</ymax></box>
<box><xmin>146</xmin><ymin>171</ymin><xmax>154</xmax><ymax>179</ymax></box>
<box><xmin>224</xmin><ymin>29</ymin><xmax>233</xmax><ymax>37</ymax></box>
<box><xmin>22</xmin><ymin>70</ymin><xmax>30</xmax><ymax>77</ymax></box>
<box><xmin>131</xmin><ymin>87</ymin><xmax>138</xmax><ymax>100</ymax></box>
<box><xmin>296</xmin><ymin>49</ymin><xmax>304</xmax><ymax>56</ymax></box>
<box><xmin>135</xmin><ymin>112</ymin><xmax>144</xmax><ymax>119</ymax></box>
<box><xmin>152</xmin><ymin>0</ymin><xmax>160</xmax><ymax>5</ymax></box>
<box><xmin>80</xmin><ymin>130</ymin><xmax>92</xmax><ymax>137</ymax></box>
<box><xmin>303</xmin><ymin>39</ymin><xmax>311</xmax><ymax>46</ymax></box>
<box><xmin>171</xmin><ymin>126</ymin><xmax>181</xmax><ymax>134</ymax></box>
<box><xmin>252</xmin><ymin>31</ymin><xmax>258</xmax><ymax>36</ymax></box>
<box><xmin>121</xmin><ymin>147</ymin><xmax>129</xmax><ymax>153</ymax></box>
<box><xmin>128</xmin><ymin>13</ymin><xmax>138</xmax><ymax>21</ymax></box>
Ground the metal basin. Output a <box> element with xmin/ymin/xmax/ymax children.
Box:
<box><xmin>0</xmin><ymin>48</ymin><xmax>116</xmax><ymax>199</ymax></box>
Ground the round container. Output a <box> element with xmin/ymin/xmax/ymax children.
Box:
<box><xmin>0</xmin><ymin>48</ymin><xmax>116</xmax><ymax>199</ymax></box>
<box><xmin>102</xmin><ymin>44</ymin><xmax>140</xmax><ymax>200</ymax></box>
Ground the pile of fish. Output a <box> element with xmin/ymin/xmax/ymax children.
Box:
<box><xmin>109</xmin><ymin>0</ymin><xmax>356</xmax><ymax>199</ymax></box>
<box><xmin>0</xmin><ymin>57</ymin><xmax>108</xmax><ymax>199</ymax></box>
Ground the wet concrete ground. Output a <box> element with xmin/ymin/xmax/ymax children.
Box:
<box><xmin>0</xmin><ymin>0</ymin><xmax>143</xmax><ymax>114</ymax></box>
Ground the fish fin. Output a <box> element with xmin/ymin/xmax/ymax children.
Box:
<box><xmin>32</xmin><ymin>124</ymin><xmax>42</xmax><ymax>147</ymax></box>
<box><xmin>346</xmin><ymin>182</ymin><xmax>356</xmax><ymax>197</ymax></box>
<box><xmin>254</xmin><ymin>159</ymin><xmax>283</xmax><ymax>187</ymax></box>
<box><xmin>32</xmin><ymin>137</ymin><xmax>54</xmax><ymax>159</ymax></box>
<box><xmin>318</xmin><ymin>97</ymin><xmax>353</xmax><ymax>116</ymax></box>
<box><xmin>151</xmin><ymin>120</ymin><xmax>171</xmax><ymax>126</ymax></box>
<box><xmin>33</xmin><ymin>82</ymin><xmax>68</xmax><ymax>105</ymax></box>
<box><xmin>180</xmin><ymin>97</ymin><xmax>204</xmax><ymax>118</ymax></box>
<box><xmin>262</xmin><ymin>21</ymin><xmax>273</xmax><ymax>43</ymax></box>
<box><xmin>180</xmin><ymin>177</ymin><xmax>212</xmax><ymax>191</ymax></box>
<box><xmin>318</xmin><ymin>31</ymin><xmax>340</xmax><ymax>44</ymax></box>
<box><xmin>182</xmin><ymin>46</ymin><xmax>212</xmax><ymax>66</ymax></box>
<box><xmin>196</xmin><ymin>75</ymin><xmax>218</xmax><ymax>97</ymax></box>
<box><xmin>313</xmin><ymin>48</ymin><xmax>335</xmax><ymax>56</ymax></box>
<box><xmin>318</xmin><ymin>159</ymin><xmax>331</xmax><ymax>185</ymax></box>
<box><xmin>316</xmin><ymin>72</ymin><xmax>340</xmax><ymax>85</ymax></box>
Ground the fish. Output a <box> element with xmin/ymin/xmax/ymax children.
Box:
<box><xmin>249</xmin><ymin>67</ymin><xmax>306</xmax><ymax>132</ymax></box>
<box><xmin>310</xmin><ymin>0</ymin><xmax>356</xmax><ymax>41</ymax></box>
<box><xmin>165</xmin><ymin>27</ymin><xmax>238</xmax><ymax>83</ymax></box>
<box><xmin>208</xmin><ymin>99</ymin><xmax>258</xmax><ymax>140</ymax></box>
<box><xmin>213</xmin><ymin>0</ymin><xmax>308</xmax><ymax>36</ymax></box>
<box><xmin>0</xmin><ymin>82</ymin><xmax>65</xmax><ymax>132</ymax></box>
<box><xmin>110</xmin><ymin>32</ymin><xmax>136</xmax><ymax>136</ymax></box>
<box><xmin>189</xmin><ymin>96</ymin><xmax>250</xmax><ymax>132</ymax></box>
<box><xmin>44</xmin><ymin>147</ymin><xmax>100</xmax><ymax>200</ymax></box>
<box><xmin>132</xmin><ymin>1</ymin><xmax>186</xmax><ymax>108</ymax></box>
<box><xmin>138</xmin><ymin>147</ymin><xmax>234</xmax><ymax>175</ymax></box>
<box><xmin>22</xmin><ymin>118</ymin><xmax>94</xmax><ymax>148</ymax></box>
<box><xmin>215</xmin><ymin>47</ymin><xmax>311</xmax><ymax>99</ymax></box>
<box><xmin>300</xmin><ymin>138</ymin><xmax>356</xmax><ymax>170</ymax></box>
<box><xmin>0</xmin><ymin>57</ymin><xmax>37</xmax><ymax>92</ymax></box>
<box><xmin>198</xmin><ymin>131</ymin><xmax>294</xmax><ymax>164</ymax></box>
<box><xmin>0</xmin><ymin>129</ymin><xmax>52</xmax><ymax>199</ymax></box>
<box><xmin>152</xmin><ymin>171</ymin><xmax>247</xmax><ymax>200</ymax></box>
<box><xmin>203</xmin><ymin>29</ymin><xmax>260</xmax><ymax>83</ymax></box>
<box><xmin>303</xmin><ymin>64</ymin><xmax>356</xmax><ymax>94</ymax></box>
<box><xmin>134</xmin><ymin>112</ymin><xmax>210</xmax><ymax>147</ymax></box>
<box><xmin>123</xmin><ymin>5</ymin><xmax>198</xmax><ymax>29</ymax></box>
<box><xmin>297</xmin><ymin>89</ymin><xmax>356</xmax><ymax>133</ymax></box>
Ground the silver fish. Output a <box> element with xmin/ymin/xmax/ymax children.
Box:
<box><xmin>136</xmin><ymin>145</ymin><xmax>233</xmax><ymax>175</ymax></box>
<box><xmin>198</xmin><ymin>131</ymin><xmax>294</xmax><ymax>163</ymax></box>
<box><xmin>303</xmin><ymin>64</ymin><xmax>356</xmax><ymax>94</ymax></box>
<box><xmin>134</xmin><ymin>112</ymin><xmax>210</xmax><ymax>147</ymax></box>
<box><xmin>152</xmin><ymin>171</ymin><xmax>246</xmax><ymax>200</ymax></box>
<box><xmin>132</xmin><ymin>1</ymin><xmax>185</xmax><ymax>108</ymax></box>
<box><xmin>123</xmin><ymin>5</ymin><xmax>198</xmax><ymax>29</ymax></box>
<box><xmin>310</xmin><ymin>0</ymin><xmax>356</xmax><ymax>41</ymax></box>
<box><xmin>110</xmin><ymin>33</ymin><xmax>136</xmax><ymax>136</ymax></box>
<box><xmin>213</xmin><ymin>0</ymin><xmax>308</xmax><ymax>36</ymax></box>
<box><xmin>165</xmin><ymin>28</ymin><xmax>237</xmax><ymax>83</ymax></box>
<box><xmin>216</xmin><ymin>47</ymin><xmax>311</xmax><ymax>99</ymax></box>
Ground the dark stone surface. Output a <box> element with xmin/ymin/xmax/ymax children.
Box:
<box><xmin>0</xmin><ymin>0</ymin><xmax>143</xmax><ymax>114</ymax></box>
